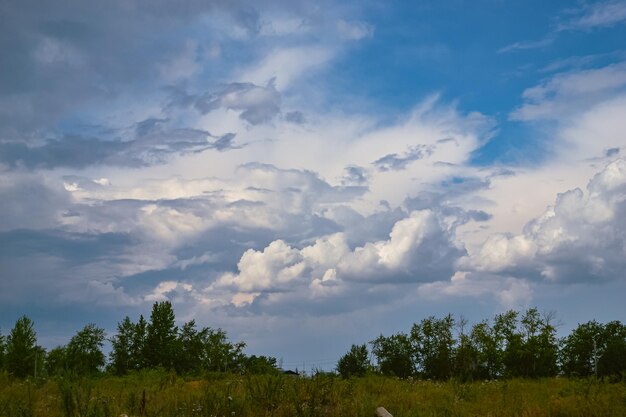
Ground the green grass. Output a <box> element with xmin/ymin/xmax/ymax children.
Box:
<box><xmin>1</xmin><ymin>371</ymin><xmax>625</xmax><ymax>417</ymax></box>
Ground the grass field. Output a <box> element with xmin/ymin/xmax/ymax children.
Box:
<box><xmin>1</xmin><ymin>371</ymin><xmax>625</xmax><ymax>417</ymax></box>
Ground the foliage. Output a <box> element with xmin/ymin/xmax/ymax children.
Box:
<box><xmin>411</xmin><ymin>314</ymin><xmax>456</xmax><ymax>380</ymax></box>
<box><xmin>336</xmin><ymin>344</ymin><xmax>370</xmax><ymax>378</ymax></box>
<box><xmin>3</xmin><ymin>305</ymin><xmax>626</xmax><ymax>384</ymax></box>
<box><xmin>0</xmin><ymin>329</ymin><xmax>5</xmax><ymax>370</ymax></box>
<box><xmin>45</xmin><ymin>346</ymin><xmax>67</xmax><ymax>376</ymax></box>
<box><xmin>175</xmin><ymin>319</ymin><xmax>208</xmax><ymax>374</ymax></box>
<box><xmin>145</xmin><ymin>301</ymin><xmax>179</xmax><ymax>369</ymax></box>
<box><xmin>5</xmin><ymin>315</ymin><xmax>39</xmax><ymax>378</ymax></box>
<box><xmin>560</xmin><ymin>320</ymin><xmax>626</xmax><ymax>379</ymax></box>
<box><xmin>242</xmin><ymin>355</ymin><xmax>279</xmax><ymax>375</ymax></box>
<box><xmin>371</xmin><ymin>333</ymin><xmax>414</xmax><ymax>378</ymax></box>
<box><xmin>65</xmin><ymin>323</ymin><xmax>106</xmax><ymax>375</ymax></box>
<box><xmin>200</xmin><ymin>327</ymin><xmax>246</xmax><ymax>372</ymax></box>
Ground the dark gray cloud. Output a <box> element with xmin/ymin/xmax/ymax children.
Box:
<box><xmin>0</xmin><ymin>0</ymin><xmax>301</xmax><ymax>147</ymax></box>
<box><xmin>341</xmin><ymin>165</ymin><xmax>367</xmax><ymax>186</ymax></box>
<box><xmin>0</xmin><ymin>121</ymin><xmax>239</xmax><ymax>169</ymax></box>
<box><xmin>606</xmin><ymin>147</ymin><xmax>620</xmax><ymax>157</ymax></box>
<box><xmin>0</xmin><ymin>173</ymin><xmax>71</xmax><ymax>231</ymax></box>
<box><xmin>405</xmin><ymin>175</ymin><xmax>493</xmax><ymax>227</ymax></box>
<box><xmin>373</xmin><ymin>144</ymin><xmax>434</xmax><ymax>171</ymax></box>
<box><xmin>284</xmin><ymin>111</ymin><xmax>306</xmax><ymax>124</ymax></box>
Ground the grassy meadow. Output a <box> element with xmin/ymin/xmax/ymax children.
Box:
<box><xmin>1</xmin><ymin>371</ymin><xmax>625</xmax><ymax>417</ymax></box>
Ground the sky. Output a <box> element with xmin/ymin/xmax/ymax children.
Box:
<box><xmin>1</xmin><ymin>0</ymin><xmax>626</xmax><ymax>371</ymax></box>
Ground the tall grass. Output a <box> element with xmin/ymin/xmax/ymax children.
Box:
<box><xmin>1</xmin><ymin>371</ymin><xmax>625</xmax><ymax>417</ymax></box>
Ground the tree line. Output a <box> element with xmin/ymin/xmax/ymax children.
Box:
<box><xmin>337</xmin><ymin>308</ymin><xmax>626</xmax><ymax>381</ymax></box>
<box><xmin>1</xmin><ymin>304</ymin><xmax>625</xmax><ymax>381</ymax></box>
<box><xmin>0</xmin><ymin>301</ymin><xmax>276</xmax><ymax>378</ymax></box>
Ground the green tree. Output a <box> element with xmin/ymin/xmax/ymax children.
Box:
<box><xmin>5</xmin><ymin>316</ymin><xmax>39</xmax><ymax>378</ymax></box>
<box><xmin>453</xmin><ymin>316</ymin><xmax>480</xmax><ymax>381</ymax></box>
<box><xmin>534</xmin><ymin>311</ymin><xmax>559</xmax><ymax>377</ymax></box>
<box><xmin>371</xmin><ymin>333</ymin><xmax>414</xmax><ymax>378</ymax></box>
<box><xmin>597</xmin><ymin>320</ymin><xmax>626</xmax><ymax>379</ymax></box>
<box><xmin>65</xmin><ymin>323</ymin><xmax>106</xmax><ymax>375</ymax></box>
<box><xmin>560</xmin><ymin>320</ymin><xmax>603</xmax><ymax>377</ymax></box>
<box><xmin>131</xmin><ymin>315</ymin><xmax>148</xmax><ymax>370</ymax></box>
<box><xmin>109</xmin><ymin>316</ymin><xmax>135</xmax><ymax>375</ymax></box>
<box><xmin>0</xmin><ymin>329</ymin><xmax>5</xmax><ymax>370</ymax></box>
<box><xmin>470</xmin><ymin>319</ymin><xmax>501</xmax><ymax>379</ymax></box>
<box><xmin>145</xmin><ymin>301</ymin><xmax>179</xmax><ymax>369</ymax></box>
<box><xmin>45</xmin><ymin>346</ymin><xmax>67</xmax><ymax>376</ymax></box>
<box><xmin>201</xmin><ymin>328</ymin><xmax>246</xmax><ymax>372</ymax></box>
<box><xmin>242</xmin><ymin>355</ymin><xmax>279</xmax><ymax>375</ymax></box>
<box><xmin>336</xmin><ymin>344</ymin><xmax>370</xmax><ymax>378</ymax></box>
<box><xmin>411</xmin><ymin>315</ymin><xmax>455</xmax><ymax>380</ymax></box>
<box><xmin>175</xmin><ymin>319</ymin><xmax>208</xmax><ymax>374</ymax></box>
<box><xmin>501</xmin><ymin>309</ymin><xmax>558</xmax><ymax>378</ymax></box>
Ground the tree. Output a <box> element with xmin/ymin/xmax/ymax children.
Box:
<box><xmin>131</xmin><ymin>315</ymin><xmax>148</xmax><ymax>370</ymax></box>
<box><xmin>175</xmin><ymin>319</ymin><xmax>208</xmax><ymax>374</ymax></box>
<box><xmin>65</xmin><ymin>323</ymin><xmax>106</xmax><ymax>375</ymax></box>
<box><xmin>500</xmin><ymin>308</ymin><xmax>558</xmax><ymax>378</ymax></box>
<box><xmin>534</xmin><ymin>311</ymin><xmax>559</xmax><ymax>377</ymax></box>
<box><xmin>201</xmin><ymin>328</ymin><xmax>246</xmax><ymax>372</ymax></box>
<box><xmin>0</xmin><ymin>329</ymin><xmax>5</xmax><ymax>370</ymax></box>
<box><xmin>560</xmin><ymin>320</ymin><xmax>602</xmax><ymax>377</ymax></box>
<box><xmin>109</xmin><ymin>316</ymin><xmax>136</xmax><ymax>375</ymax></box>
<box><xmin>597</xmin><ymin>320</ymin><xmax>626</xmax><ymax>379</ymax></box>
<box><xmin>371</xmin><ymin>333</ymin><xmax>414</xmax><ymax>378</ymax></box>
<box><xmin>46</xmin><ymin>346</ymin><xmax>67</xmax><ymax>376</ymax></box>
<box><xmin>336</xmin><ymin>344</ymin><xmax>370</xmax><ymax>378</ymax></box>
<box><xmin>470</xmin><ymin>320</ymin><xmax>500</xmax><ymax>379</ymax></box>
<box><xmin>242</xmin><ymin>355</ymin><xmax>279</xmax><ymax>375</ymax></box>
<box><xmin>5</xmin><ymin>316</ymin><xmax>39</xmax><ymax>378</ymax></box>
<box><xmin>453</xmin><ymin>316</ymin><xmax>480</xmax><ymax>381</ymax></box>
<box><xmin>145</xmin><ymin>301</ymin><xmax>178</xmax><ymax>369</ymax></box>
<box><xmin>411</xmin><ymin>315</ymin><xmax>455</xmax><ymax>380</ymax></box>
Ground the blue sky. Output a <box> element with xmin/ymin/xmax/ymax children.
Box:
<box><xmin>1</xmin><ymin>0</ymin><xmax>626</xmax><ymax>370</ymax></box>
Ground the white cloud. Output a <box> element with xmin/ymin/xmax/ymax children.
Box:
<box><xmin>336</xmin><ymin>19</ymin><xmax>374</xmax><ymax>40</ymax></box>
<box><xmin>497</xmin><ymin>37</ymin><xmax>553</xmax><ymax>54</ymax></box>
<box><xmin>238</xmin><ymin>46</ymin><xmax>334</xmax><ymax>90</ymax></box>
<box><xmin>511</xmin><ymin>62</ymin><xmax>626</xmax><ymax>121</ymax></box>
<box><xmin>463</xmin><ymin>159</ymin><xmax>626</xmax><ymax>283</ymax></box>
<box><xmin>417</xmin><ymin>271</ymin><xmax>533</xmax><ymax>309</ymax></box>
<box><xmin>559</xmin><ymin>1</ymin><xmax>626</xmax><ymax>31</ymax></box>
<box><xmin>218</xmin><ymin>240</ymin><xmax>306</xmax><ymax>293</ymax></box>
<box><xmin>338</xmin><ymin>210</ymin><xmax>462</xmax><ymax>282</ymax></box>
<box><xmin>214</xmin><ymin>209</ymin><xmax>465</xmax><ymax>306</ymax></box>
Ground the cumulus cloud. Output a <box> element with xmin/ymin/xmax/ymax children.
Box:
<box><xmin>462</xmin><ymin>159</ymin><xmax>626</xmax><ymax>283</ymax></box>
<box><xmin>214</xmin><ymin>209</ymin><xmax>466</xmax><ymax>306</ymax></box>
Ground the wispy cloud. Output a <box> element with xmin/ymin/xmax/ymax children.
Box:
<box><xmin>558</xmin><ymin>0</ymin><xmax>626</xmax><ymax>31</ymax></box>
<box><xmin>510</xmin><ymin>62</ymin><xmax>626</xmax><ymax>121</ymax></box>
<box><xmin>498</xmin><ymin>36</ymin><xmax>554</xmax><ymax>54</ymax></box>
